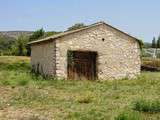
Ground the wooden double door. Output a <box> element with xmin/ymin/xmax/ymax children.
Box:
<box><xmin>67</xmin><ymin>51</ymin><xmax>97</xmax><ymax>80</ymax></box>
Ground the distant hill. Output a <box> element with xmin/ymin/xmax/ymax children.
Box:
<box><xmin>0</xmin><ymin>31</ymin><xmax>33</xmax><ymax>39</ymax></box>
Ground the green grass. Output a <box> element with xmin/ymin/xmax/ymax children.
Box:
<box><xmin>114</xmin><ymin>111</ymin><xmax>141</xmax><ymax>120</ymax></box>
<box><xmin>132</xmin><ymin>99</ymin><xmax>160</xmax><ymax>113</ymax></box>
<box><xmin>0</xmin><ymin>56</ymin><xmax>160</xmax><ymax>120</ymax></box>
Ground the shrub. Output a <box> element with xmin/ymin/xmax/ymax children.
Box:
<box><xmin>132</xmin><ymin>99</ymin><xmax>160</xmax><ymax>113</ymax></box>
<box><xmin>115</xmin><ymin>111</ymin><xmax>141</xmax><ymax>120</ymax></box>
<box><xmin>17</xmin><ymin>79</ymin><xmax>28</xmax><ymax>86</ymax></box>
<box><xmin>1</xmin><ymin>80</ymin><xmax>10</xmax><ymax>86</ymax></box>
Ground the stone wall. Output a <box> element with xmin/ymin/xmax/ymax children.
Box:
<box><xmin>31</xmin><ymin>40</ymin><xmax>56</xmax><ymax>76</ymax></box>
<box><xmin>55</xmin><ymin>24</ymin><xmax>141</xmax><ymax>80</ymax></box>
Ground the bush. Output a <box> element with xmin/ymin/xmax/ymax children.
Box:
<box><xmin>17</xmin><ymin>79</ymin><xmax>28</xmax><ymax>86</ymax></box>
<box><xmin>115</xmin><ymin>111</ymin><xmax>141</xmax><ymax>120</ymax></box>
<box><xmin>1</xmin><ymin>80</ymin><xmax>10</xmax><ymax>86</ymax></box>
<box><xmin>132</xmin><ymin>99</ymin><xmax>160</xmax><ymax>113</ymax></box>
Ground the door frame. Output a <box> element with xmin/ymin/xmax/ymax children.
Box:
<box><xmin>67</xmin><ymin>50</ymin><xmax>97</xmax><ymax>80</ymax></box>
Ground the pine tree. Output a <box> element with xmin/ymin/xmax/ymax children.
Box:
<box><xmin>152</xmin><ymin>37</ymin><xmax>156</xmax><ymax>48</ymax></box>
<box><xmin>157</xmin><ymin>35</ymin><xmax>160</xmax><ymax>48</ymax></box>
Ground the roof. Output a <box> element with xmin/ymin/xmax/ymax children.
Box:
<box><xmin>28</xmin><ymin>21</ymin><xmax>140</xmax><ymax>45</ymax></box>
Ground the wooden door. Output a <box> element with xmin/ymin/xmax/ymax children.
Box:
<box><xmin>67</xmin><ymin>51</ymin><xmax>97</xmax><ymax>80</ymax></box>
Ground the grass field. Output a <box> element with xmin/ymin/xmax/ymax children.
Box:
<box><xmin>0</xmin><ymin>56</ymin><xmax>160</xmax><ymax>120</ymax></box>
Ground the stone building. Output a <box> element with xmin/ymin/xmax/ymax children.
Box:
<box><xmin>28</xmin><ymin>22</ymin><xmax>141</xmax><ymax>80</ymax></box>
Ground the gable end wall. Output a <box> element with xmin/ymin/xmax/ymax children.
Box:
<box><xmin>55</xmin><ymin>24</ymin><xmax>141</xmax><ymax>80</ymax></box>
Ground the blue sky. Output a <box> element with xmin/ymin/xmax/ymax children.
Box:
<box><xmin>0</xmin><ymin>0</ymin><xmax>160</xmax><ymax>42</ymax></box>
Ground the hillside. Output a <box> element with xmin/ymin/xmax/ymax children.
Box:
<box><xmin>0</xmin><ymin>31</ymin><xmax>33</xmax><ymax>39</ymax></box>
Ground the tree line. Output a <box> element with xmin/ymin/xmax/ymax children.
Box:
<box><xmin>0</xmin><ymin>23</ymin><xmax>86</xmax><ymax>56</ymax></box>
<box><xmin>0</xmin><ymin>29</ymin><xmax>59</xmax><ymax>56</ymax></box>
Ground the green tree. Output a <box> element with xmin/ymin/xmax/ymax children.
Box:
<box><xmin>0</xmin><ymin>35</ymin><xmax>15</xmax><ymax>55</ymax></box>
<box><xmin>12</xmin><ymin>35</ymin><xmax>29</xmax><ymax>56</ymax></box>
<box><xmin>29</xmin><ymin>28</ymin><xmax>45</xmax><ymax>42</ymax></box>
<box><xmin>157</xmin><ymin>35</ymin><xmax>160</xmax><ymax>48</ymax></box>
<box><xmin>67</xmin><ymin>23</ymin><xmax>86</xmax><ymax>31</ymax></box>
<box><xmin>152</xmin><ymin>37</ymin><xmax>156</xmax><ymax>48</ymax></box>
